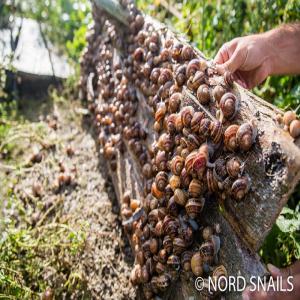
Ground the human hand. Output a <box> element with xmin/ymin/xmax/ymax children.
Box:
<box><xmin>214</xmin><ymin>34</ymin><xmax>273</xmax><ymax>89</ymax></box>
<box><xmin>242</xmin><ymin>261</ymin><xmax>300</xmax><ymax>300</ymax></box>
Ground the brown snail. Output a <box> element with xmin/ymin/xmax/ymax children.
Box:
<box><xmin>169</xmin><ymin>93</ymin><xmax>181</xmax><ymax>113</ymax></box>
<box><xmin>191</xmin><ymin>252</ymin><xmax>203</xmax><ymax>276</ymax></box>
<box><xmin>170</xmin><ymin>155</ymin><xmax>185</xmax><ymax>176</ymax></box>
<box><xmin>236</xmin><ymin>120</ymin><xmax>257</xmax><ymax>151</ymax></box>
<box><xmin>181</xmin><ymin>106</ymin><xmax>195</xmax><ymax>127</ymax></box>
<box><xmin>219</xmin><ymin>92</ymin><xmax>239</xmax><ymax>121</ymax></box>
<box><xmin>185</xmin><ymin>197</ymin><xmax>205</xmax><ymax>219</ymax></box>
<box><xmin>289</xmin><ymin>119</ymin><xmax>300</xmax><ymax>138</ymax></box>
<box><xmin>174</xmin><ymin>188</ymin><xmax>188</xmax><ymax>206</ymax></box>
<box><xmin>226</xmin><ymin>156</ymin><xmax>242</xmax><ymax>178</ymax></box>
<box><xmin>283</xmin><ymin>110</ymin><xmax>297</xmax><ymax>127</ymax></box>
<box><xmin>212</xmin><ymin>85</ymin><xmax>226</xmax><ymax>104</ymax></box>
<box><xmin>197</xmin><ymin>84</ymin><xmax>210</xmax><ymax>105</ymax></box>
<box><xmin>224</xmin><ymin>124</ymin><xmax>239</xmax><ymax>152</ymax></box>
<box><xmin>231</xmin><ymin>176</ymin><xmax>250</xmax><ymax>200</ymax></box>
<box><xmin>158</xmin><ymin>68</ymin><xmax>173</xmax><ymax>85</ymax></box>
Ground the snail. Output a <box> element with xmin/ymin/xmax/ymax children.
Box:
<box><xmin>197</xmin><ymin>84</ymin><xmax>210</xmax><ymax>105</ymax></box>
<box><xmin>191</xmin><ymin>252</ymin><xmax>203</xmax><ymax>276</ymax></box>
<box><xmin>185</xmin><ymin>197</ymin><xmax>205</xmax><ymax>219</ymax></box>
<box><xmin>175</xmin><ymin>65</ymin><xmax>187</xmax><ymax>86</ymax></box>
<box><xmin>224</xmin><ymin>124</ymin><xmax>239</xmax><ymax>152</ymax></box>
<box><xmin>170</xmin><ymin>155</ymin><xmax>185</xmax><ymax>176</ymax></box>
<box><xmin>155</xmin><ymin>171</ymin><xmax>168</xmax><ymax>191</ymax></box>
<box><xmin>181</xmin><ymin>106</ymin><xmax>195</xmax><ymax>127</ymax></box>
<box><xmin>231</xmin><ymin>176</ymin><xmax>250</xmax><ymax>200</ymax></box>
<box><xmin>169</xmin><ymin>93</ymin><xmax>181</xmax><ymax>113</ymax></box>
<box><xmin>226</xmin><ymin>156</ymin><xmax>243</xmax><ymax>178</ymax></box>
<box><xmin>219</xmin><ymin>92</ymin><xmax>239</xmax><ymax>121</ymax></box>
<box><xmin>212</xmin><ymin>85</ymin><xmax>226</xmax><ymax>104</ymax></box>
<box><xmin>289</xmin><ymin>119</ymin><xmax>300</xmax><ymax>138</ymax></box>
<box><xmin>236</xmin><ymin>120</ymin><xmax>257</xmax><ymax>152</ymax></box>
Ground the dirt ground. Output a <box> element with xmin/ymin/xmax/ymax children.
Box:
<box><xmin>0</xmin><ymin>93</ymin><xmax>136</xmax><ymax>299</ymax></box>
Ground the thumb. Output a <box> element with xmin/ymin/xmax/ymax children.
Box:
<box><xmin>217</xmin><ymin>46</ymin><xmax>246</xmax><ymax>74</ymax></box>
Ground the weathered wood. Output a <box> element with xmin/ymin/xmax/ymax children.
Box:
<box><xmin>86</xmin><ymin>1</ymin><xmax>300</xmax><ymax>299</ymax></box>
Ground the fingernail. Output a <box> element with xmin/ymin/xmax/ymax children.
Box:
<box><xmin>267</xmin><ymin>263</ymin><xmax>281</xmax><ymax>276</ymax></box>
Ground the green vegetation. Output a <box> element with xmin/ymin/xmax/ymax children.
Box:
<box><xmin>136</xmin><ymin>0</ymin><xmax>300</xmax><ymax>267</ymax></box>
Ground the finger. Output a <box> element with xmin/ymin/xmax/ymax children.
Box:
<box><xmin>221</xmin><ymin>45</ymin><xmax>247</xmax><ymax>74</ymax></box>
<box><xmin>214</xmin><ymin>43</ymin><xmax>230</xmax><ymax>64</ymax></box>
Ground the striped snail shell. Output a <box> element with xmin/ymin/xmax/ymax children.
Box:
<box><xmin>219</xmin><ymin>92</ymin><xmax>239</xmax><ymax>121</ymax></box>
<box><xmin>224</xmin><ymin>124</ymin><xmax>239</xmax><ymax>152</ymax></box>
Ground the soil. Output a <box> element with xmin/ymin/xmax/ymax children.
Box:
<box><xmin>0</xmin><ymin>94</ymin><xmax>136</xmax><ymax>299</ymax></box>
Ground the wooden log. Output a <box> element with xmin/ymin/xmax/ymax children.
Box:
<box><xmin>84</xmin><ymin>2</ymin><xmax>300</xmax><ymax>299</ymax></box>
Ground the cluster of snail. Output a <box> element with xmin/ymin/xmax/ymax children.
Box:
<box><xmin>277</xmin><ymin>110</ymin><xmax>300</xmax><ymax>139</ymax></box>
<box><xmin>78</xmin><ymin>1</ymin><xmax>276</xmax><ymax>299</ymax></box>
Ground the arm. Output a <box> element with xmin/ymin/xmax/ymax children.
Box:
<box><xmin>214</xmin><ymin>23</ymin><xmax>300</xmax><ymax>89</ymax></box>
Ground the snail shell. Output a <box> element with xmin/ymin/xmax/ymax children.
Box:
<box><xmin>155</xmin><ymin>102</ymin><xmax>166</xmax><ymax>123</ymax></box>
<box><xmin>167</xmin><ymin>196</ymin><xmax>179</xmax><ymax>217</ymax></box>
<box><xmin>181</xmin><ymin>45</ymin><xmax>195</xmax><ymax>61</ymax></box>
<box><xmin>202</xmin><ymin>226</ymin><xmax>214</xmax><ymax>241</ymax></box>
<box><xmin>231</xmin><ymin>176</ymin><xmax>250</xmax><ymax>200</ymax></box>
<box><xmin>172</xmin><ymin>43</ymin><xmax>183</xmax><ymax>61</ymax></box>
<box><xmin>289</xmin><ymin>119</ymin><xmax>300</xmax><ymax>138</ymax></box>
<box><xmin>207</xmin><ymin>168</ymin><xmax>219</xmax><ymax>193</ymax></box>
<box><xmin>175</xmin><ymin>113</ymin><xmax>184</xmax><ymax>132</ymax></box>
<box><xmin>142</xmin><ymin>163</ymin><xmax>153</xmax><ymax>179</ymax></box>
<box><xmin>155</xmin><ymin>171</ymin><xmax>168</xmax><ymax>191</ymax></box>
<box><xmin>219</xmin><ymin>92</ymin><xmax>239</xmax><ymax>121</ymax></box>
<box><xmin>167</xmin><ymin>254</ymin><xmax>181</xmax><ymax>270</ymax></box>
<box><xmin>162</xmin><ymin>215</ymin><xmax>179</xmax><ymax>238</ymax></box>
<box><xmin>236</xmin><ymin>121</ymin><xmax>257</xmax><ymax>151</ymax></box>
<box><xmin>169</xmin><ymin>175</ymin><xmax>181</xmax><ymax>191</ymax></box>
<box><xmin>186</xmin><ymin>59</ymin><xmax>201</xmax><ymax>78</ymax></box>
<box><xmin>175</xmin><ymin>65</ymin><xmax>187</xmax><ymax>86</ymax></box>
<box><xmin>180</xmin><ymin>168</ymin><xmax>192</xmax><ymax>188</ymax></box>
<box><xmin>185</xmin><ymin>197</ymin><xmax>205</xmax><ymax>219</ymax></box>
<box><xmin>151</xmin><ymin>182</ymin><xmax>165</xmax><ymax>199</ymax></box>
<box><xmin>150</xmin><ymin>67</ymin><xmax>160</xmax><ymax>83</ymax></box>
<box><xmin>181</xmin><ymin>250</ymin><xmax>193</xmax><ymax>272</ymax></box>
<box><xmin>213</xmin><ymin>158</ymin><xmax>227</xmax><ymax>183</ymax></box>
<box><xmin>154</xmin><ymin>220</ymin><xmax>164</xmax><ymax>237</ymax></box>
<box><xmin>166</xmin><ymin>113</ymin><xmax>177</xmax><ymax>134</ymax></box>
<box><xmin>213</xmin><ymin>265</ymin><xmax>228</xmax><ymax>290</ymax></box>
<box><xmin>158</xmin><ymin>68</ymin><xmax>173</xmax><ymax>85</ymax></box>
<box><xmin>163</xmin><ymin>235</ymin><xmax>173</xmax><ymax>254</ymax></box>
<box><xmin>226</xmin><ymin>156</ymin><xmax>242</xmax><ymax>178</ymax></box>
<box><xmin>224</xmin><ymin>124</ymin><xmax>239</xmax><ymax>152</ymax></box>
<box><xmin>192</xmin><ymin>145</ymin><xmax>209</xmax><ymax>178</ymax></box>
<box><xmin>191</xmin><ymin>252</ymin><xmax>203</xmax><ymax>276</ymax></box>
<box><xmin>191</xmin><ymin>111</ymin><xmax>205</xmax><ymax>133</ymax></box>
<box><xmin>156</xmin><ymin>262</ymin><xmax>166</xmax><ymax>274</ymax></box>
<box><xmin>155</xmin><ymin>150</ymin><xmax>168</xmax><ymax>171</ymax></box>
<box><xmin>174</xmin><ymin>188</ymin><xmax>188</xmax><ymax>206</ymax></box>
<box><xmin>158</xmin><ymin>248</ymin><xmax>168</xmax><ymax>264</ymax></box>
<box><xmin>200</xmin><ymin>241</ymin><xmax>215</xmax><ymax>265</ymax></box>
<box><xmin>191</xmin><ymin>71</ymin><xmax>206</xmax><ymax>91</ymax></box>
<box><xmin>224</xmin><ymin>71</ymin><xmax>234</xmax><ymax>88</ymax></box>
<box><xmin>170</xmin><ymin>155</ymin><xmax>185</xmax><ymax>176</ymax></box>
<box><xmin>149</xmin><ymin>238</ymin><xmax>159</xmax><ymax>254</ymax></box>
<box><xmin>199</xmin><ymin>118</ymin><xmax>211</xmax><ymax>138</ymax></box>
<box><xmin>212</xmin><ymin>85</ymin><xmax>226</xmax><ymax>104</ymax></box>
<box><xmin>210</xmin><ymin>121</ymin><xmax>223</xmax><ymax>144</ymax></box>
<box><xmin>197</xmin><ymin>84</ymin><xmax>210</xmax><ymax>105</ymax></box>
<box><xmin>173</xmin><ymin>238</ymin><xmax>187</xmax><ymax>255</ymax></box>
<box><xmin>155</xmin><ymin>274</ymin><xmax>171</xmax><ymax>291</ymax></box>
<box><xmin>283</xmin><ymin>110</ymin><xmax>297</xmax><ymax>126</ymax></box>
<box><xmin>188</xmin><ymin>178</ymin><xmax>205</xmax><ymax>198</ymax></box>
<box><xmin>185</xmin><ymin>150</ymin><xmax>197</xmax><ymax>175</ymax></box>
<box><xmin>169</xmin><ymin>92</ymin><xmax>182</xmax><ymax>113</ymax></box>
<box><xmin>181</xmin><ymin>106</ymin><xmax>195</xmax><ymax>127</ymax></box>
